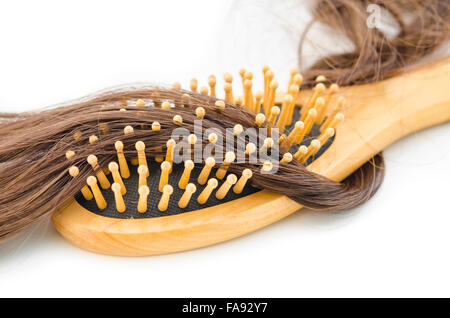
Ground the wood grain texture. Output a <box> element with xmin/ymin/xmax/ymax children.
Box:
<box><xmin>52</xmin><ymin>57</ymin><xmax>450</xmax><ymax>256</ymax></box>
<box><xmin>52</xmin><ymin>191</ymin><xmax>300</xmax><ymax>256</ymax></box>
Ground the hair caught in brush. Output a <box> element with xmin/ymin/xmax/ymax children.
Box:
<box><xmin>300</xmin><ymin>0</ymin><xmax>450</xmax><ymax>86</ymax></box>
<box><xmin>0</xmin><ymin>87</ymin><xmax>382</xmax><ymax>241</ymax></box>
<box><xmin>0</xmin><ymin>0</ymin><xmax>448</xmax><ymax>242</ymax></box>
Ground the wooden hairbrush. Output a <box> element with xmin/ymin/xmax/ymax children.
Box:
<box><xmin>52</xmin><ymin>56</ymin><xmax>450</xmax><ymax>256</ymax></box>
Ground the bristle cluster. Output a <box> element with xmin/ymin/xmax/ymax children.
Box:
<box><xmin>182</xmin><ymin>66</ymin><xmax>344</xmax><ymax>165</ymax></box>
<box><xmin>66</xmin><ymin>97</ymin><xmax>256</xmax><ymax>213</ymax></box>
<box><xmin>66</xmin><ymin>66</ymin><xmax>345</xmax><ymax>214</ymax></box>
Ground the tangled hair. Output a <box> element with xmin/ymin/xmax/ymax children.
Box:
<box><xmin>0</xmin><ymin>88</ymin><xmax>384</xmax><ymax>240</ymax></box>
<box><xmin>0</xmin><ymin>0</ymin><xmax>448</xmax><ymax>241</ymax></box>
<box><xmin>300</xmin><ymin>0</ymin><xmax>450</xmax><ymax>86</ymax></box>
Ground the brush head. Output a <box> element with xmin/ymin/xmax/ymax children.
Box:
<box><xmin>71</xmin><ymin>66</ymin><xmax>340</xmax><ymax>220</ymax></box>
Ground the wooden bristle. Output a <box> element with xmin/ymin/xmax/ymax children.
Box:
<box><xmin>317</xmin><ymin>83</ymin><xmax>339</xmax><ymax>124</ymax></box>
<box><xmin>262</xmin><ymin>161</ymin><xmax>273</xmax><ymax>173</ymax></box>
<box><xmin>297</xmin><ymin>108</ymin><xmax>317</xmax><ymax>145</ymax></box>
<box><xmin>137</xmin><ymin>185</ymin><xmax>150</xmax><ymax>213</ymax></box>
<box><xmin>135</xmin><ymin>141</ymin><xmax>149</xmax><ymax>176</ymax></box>
<box><xmin>158</xmin><ymin>184</ymin><xmax>173</xmax><ymax>212</ymax></box>
<box><xmin>178</xmin><ymin>160</ymin><xmax>194</xmax><ymax>189</ymax></box>
<box><xmin>200</xmin><ymin>86</ymin><xmax>209</xmax><ymax>95</ymax></box>
<box><xmin>138</xmin><ymin>164</ymin><xmax>148</xmax><ymax>189</ymax></box>
<box><xmin>111</xmin><ymin>183</ymin><xmax>126</xmax><ymax>213</ymax></box>
<box><xmin>243</xmin><ymin>79</ymin><xmax>254</xmax><ymax>110</ymax></box>
<box><xmin>216</xmin><ymin>151</ymin><xmax>235</xmax><ymax>180</ymax></box>
<box><xmin>198</xmin><ymin>157</ymin><xmax>215</xmax><ymax>185</ymax></box>
<box><xmin>187</xmin><ymin>134</ymin><xmax>197</xmax><ymax>156</ymax></box>
<box><xmin>318</xmin><ymin>128</ymin><xmax>335</xmax><ymax>146</ymax></box>
<box><xmin>244</xmin><ymin>71</ymin><xmax>253</xmax><ymax>81</ymax></box>
<box><xmin>245</xmin><ymin>143</ymin><xmax>256</xmax><ymax>156</ymax></box>
<box><xmin>208</xmin><ymin>133</ymin><xmax>218</xmax><ymax>144</ymax></box>
<box><xmin>178</xmin><ymin>183</ymin><xmax>196</xmax><ymax>209</ymax></box>
<box><xmin>181</xmin><ymin>93</ymin><xmax>191</xmax><ymax>107</ymax></box>
<box><xmin>114</xmin><ymin>141</ymin><xmax>130</xmax><ymax>179</ymax></box>
<box><xmin>159</xmin><ymin>161</ymin><xmax>171</xmax><ymax>192</ymax></box>
<box><xmin>99</xmin><ymin>122</ymin><xmax>108</xmax><ymax>135</ymax></box>
<box><xmin>73</xmin><ymin>130</ymin><xmax>82</xmax><ymax>142</ymax></box>
<box><xmin>239</xmin><ymin>68</ymin><xmax>246</xmax><ymax>85</ymax></box>
<box><xmin>136</xmin><ymin>99</ymin><xmax>146</xmax><ymax>108</ymax></box>
<box><xmin>311</xmin><ymin>97</ymin><xmax>325</xmax><ymax>125</ymax></box>
<box><xmin>195</xmin><ymin>107</ymin><xmax>205</xmax><ymax>119</ymax></box>
<box><xmin>266</xmin><ymin>80</ymin><xmax>278</xmax><ymax>114</ymax></box>
<box><xmin>161</xmin><ymin>101</ymin><xmax>171</xmax><ymax>110</ymax></box>
<box><xmin>68</xmin><ymin>166</ymin><xmax>93</xmax><ymax>201</ymax></box>
<box><xmin>224</xmin><ymin>82</ymin><xmax>233</xmax><ymax>103</ymax></box>
<box><xmin>165</xmin><ymin>139</ymin><xmax>176</xmax><ymax>173</ymax></box>
<box><xmin>260</xmin><ymin>137</ymin><xmax>274</xmax><ymax>154</ymax></box>
<box><xmin>263</xmin><ymin>70</ymin><xmax>274</xmax><ymax>112</ymax></box>
<box><xmin>280</xmin><ymin>152</ymin><xmax>293</xmax><ymax>163</ymax></box>
<box><xmin>320</xmin><ymin>96</ymin><xmax>345</xmax><ymax>132</ymax></box>
<box><xmin>299</xmin><ymin>139</ymin><xmax>321</xmax><ymax>164</ymax></box>
<box><xmin>65</xmin><ymin>150</ymin><xmax>75</xmax><ymax>160</ymax></box>
<box><xmin>277</xmin><ymin>94</ymin><xmax>293</xmax><ymax>133</ymax></box>
<box><xmin>287</xmin><ymin>121</ymin><xmax>305</xmax><ymax>146</ymax></box>
<box><xmin>190</xmin><ymin>78</ymin><xmax>198</xmax><ymax>92</ymax></box>
<box><xmin>233</xmin><ymin>168</ymin><xmax>252</xmax><ymax>194</ymax></box>
<box><xmin>235</xmin><ymin>96</ymin><xmax>243</xmax><ymax>107</ymax></box>
<box><xmin>254</xmin><ymin>91</ymin><xmax>263</xmax><ymax>113</ymax></box>
<box><xmin>197</xmin><ymin>178</ymin><xmax>218</xmax><ymax>204</ymax></box>
<box><xmin>208</xmin><ymin>75</ymin><xmax>216</xmax><ymax>97</ymax></box>
<box><xmin>87</xmin><ymin>154</ymin><xmax>110</xmax><ymax>189</ymax></box>
<box><xmin>255</xmin><ymin>113</ymin><xmax>266</xmax><ymax>127</ymax></box>
<box><xmin>288</xmin><ymin>66</ymin><xmax>298</xmax><ymax>87</ymax></box>
<box><xmin>215</xmin><ymin>100</ymin><xmax>225</xmax><ymax>109</ymax></box>
<box><xmin>87</xmin><ymin>176</ymin><xmax>107</xmax><ymax>210</ymax></box>
<box><xmin>286</xmin><ymin>82</ymin><xmax>301</xmax><ymax>126</ymax></box>
<box><xmin>321</xmin><ymin>112</ymin><xmax>344</xmax><ymax>133</ymax></box>
<box><xmin>89</xmin><ymin>135</ymin><xmax>99</xmax><ymax>144</ymax></box>
<box><xmin>293</xmin><ymin>145</ymin><xmax>308</xmax><ymax>161</ymax></box>
<box><xmin>215</xmin><ymin>174</ymin><xmax>237</xmax><ymax>200</ymax></box>
<box><xmin>315</xmin><ymin>75</ymin><xmax>327</xmax><ymax>83</ymax></box>
<box><xmin>233</xmin><ymin>124</ymin><xmax>243</xmax><ymax>136</ymax></box>
<box><xmin>268</xmin><ymin>106</ymin><xmax>280</xmax><ymax>126</ymax></box>
<box><xmin>152</xmin><ymin>122</ymin><xmax>161</xmax><ymax>131</ymax></box>
<box><xmin>124</xmin><ymin>125</ymin><xmax>134</xmax><ymax>135</ymax></box>
<box><xmin>301</xmin><ymin>83</ymin><xmax>325</xmax><ymax>120</ymax></box>
<box><xmin>173</xmin><ymin>115</ymin><xmax>183</xmax><ymax>125</ymax></box>
<box><xmin>223</xmin><ymin>72</ymin><xmax>233</xmax><ymax>84</ymax></box>
<box><xmin>108</xmin><ymin>162</ymin><xmax>126</xmax><ymax>195</ymax></box>
<box><xmin>152</xmin><ymin>121</ymin><xmax>164</xmax><ymax>163</ymax></box>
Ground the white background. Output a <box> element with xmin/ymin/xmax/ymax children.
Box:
<box><xmin>0</xmin><ymin>0</ymin><xmax>449</xmax><ymax>297</ymax></box>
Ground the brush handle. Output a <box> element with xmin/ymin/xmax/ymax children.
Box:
<box><xmin>308</xmin><ymin>56</ymin><xmax>450</xmax><ymax>181</ymax></box>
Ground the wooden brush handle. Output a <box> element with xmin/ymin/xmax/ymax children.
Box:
<box><xmin>308</xmin><ymin>56</ymin><xmax>450</xmax><ymax>181</ymax></box>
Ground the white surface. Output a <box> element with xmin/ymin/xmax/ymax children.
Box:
<box><xmin>0</xmin><ymin>0</ymin><xmax>449</xmax><ymax>297</ymax></box>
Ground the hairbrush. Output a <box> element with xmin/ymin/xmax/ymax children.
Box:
<box><xmin>44</xmin><ymin>56</ymin><xmax>450</xmax><ymax>256</ymax></box>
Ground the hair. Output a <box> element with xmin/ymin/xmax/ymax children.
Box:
<box><xmin>300</xmin><ymin>0</ymin><xmax>450</xmax><ymax>86</ymax></box>
<box><xmin>0</xmin><ymin>0</ymin><xmax>448</xmax><ymax>241</ymax></box>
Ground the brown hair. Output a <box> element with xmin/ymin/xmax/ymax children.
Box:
<box><xmin>0</xmin><ymin>88</ymin><xmax>384</xmax><ymax>240</ymax></box>
<box><xmin>0</xmin><ymin>0</ymin><xmax>448</xmax><ymax>241</ymax></box>
<box><xmin>300</xmin><ymin>0</ymin><xmax>450</xmax><ymax>86</ymax></box>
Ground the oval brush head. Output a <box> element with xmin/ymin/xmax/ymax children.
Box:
<box><xmin>54</xmin><ymin>66</ymin><xmax>343</xmax><ymax>255</ymax></box>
